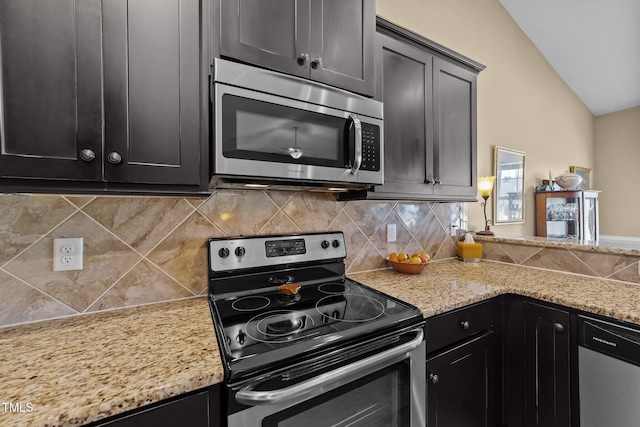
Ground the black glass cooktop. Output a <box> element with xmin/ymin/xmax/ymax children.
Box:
<box><xmin>210</xmin><ymin>278</ymin><xmax>422</xmax><ymax>381</ymax></box>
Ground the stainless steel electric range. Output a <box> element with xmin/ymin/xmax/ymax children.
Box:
<box><xmin>208</xmin><ymin>232</ymin><xmax>426</xmax><ymax>427</ymax></box>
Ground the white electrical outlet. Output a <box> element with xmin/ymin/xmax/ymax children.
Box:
<box><xmin>449</xmin><ymin>223</ymin><xmax>459</xmax><ymax>237</ymax></box>
<box><xmin>53</xmin><ymin>238</ymin><xmax>83</xmax><ymax>271</ymax></box>
<box><xmin>386</xmin><ymin>224</ymin><xmax>397</xmax><ymax>242</ymax></box>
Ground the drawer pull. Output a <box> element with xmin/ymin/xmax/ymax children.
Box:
<box><xmin>554</xmin><ymin>322</ymin><xmax>565</xmax><ymax>333</ymax></box>
<box><xmin>460</xmin><ymin>320</ymin><xmax>470</xmax><ymax>330</ymax></box>
<box><xmin>430</xmin><ymin>373</ymin><xmax>439</xmax><ymax>384</ymax></box>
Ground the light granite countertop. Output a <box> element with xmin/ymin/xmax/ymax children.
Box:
<box><xmin>3</xmin><ymin>260</ymin><xmax>640</xmax><ymax>426</ymax></box>
<box><xmin>0</xmin><ymin>298</ymin><xmax>223</xmax><ymax>427</ymax></box>
<box><xmin>350</xmin><ymin>259</ymin><xmax>640</xmax><ymax>325</ymax></box>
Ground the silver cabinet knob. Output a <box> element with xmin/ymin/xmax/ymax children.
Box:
<box><xmin>311</xmin><ymin>57</ymin><xmax>321</xmax><ymax>69</ymax></box>
<box><xmin>107</xmin><ymin>152</ymin><xmax>122</xmax><ymax>164</ymax></box>
<box><xmin>460</xmin><ymin>320</ymin><xmax>470</xmax><ymax>330</ymax></box>
<box><xmin>297</xmin><ymin>53</ymin><xmax>309</xmax><ymax>66</ymax></box>
<box><xmin>554</xmin><ymin>322</ymin><xmax>565</xmax><ymax>333</ymax></box>
<box><xmin>430</xmin><ymin>373</ymin><xmax>439</xmax><ymax>384</ymax></box>
<box><xmin>425</xmin><ymin>178</ymin><xmax>434</xmax><ymax>184</ymax></box>
<box><xmin>434</xmin><ymin>177</ymin><xmax>441</xmax><ymax>185</ymax></box>
<box><xmin>80</xmin><ymin>149</ymin><xmax>95</xmax><ymax>162</ymax></box>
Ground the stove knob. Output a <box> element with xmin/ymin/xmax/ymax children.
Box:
<box><xmin>236</xmin><ymin>331</ymin><xmax>246</xmax><ymax>345</ymax></box>
<box><xmin>321</xmin><ymin>240</ymin><xmax>330</xmax><ymax>249</ymax></box>
<box><xmin>218</xmin><ymin>247</ymin><xmax>230</xmax><ymax>258</ymax></box>
<box><xmin>235</xmin><ymin>246</ymin><xmax>246</xmax><ymax>257</ymax></box>
<box><xmin>332</xmin><ymin>239</ymin><xmax>341</xmax><ymax>248</ymax></box>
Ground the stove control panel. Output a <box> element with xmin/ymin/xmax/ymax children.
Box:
<box><xmin>266</xmin><ymin>239</ymin><xmax>306</xmax><ymax>257</ymax></box>
<box><xmin>209</xmin><ymin>232</ymin><xmax>346</xmax><ymax>272</ymax></box>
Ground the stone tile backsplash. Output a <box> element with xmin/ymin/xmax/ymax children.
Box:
<box><xmin>482</xmin><ymin>241</ymin><xmax>640</xmax><ymax>285</ymax></box>
<box><xmin>0</xmin><ymin>191</ymin><xmax>462</xmax><ymax>328</ymax></box>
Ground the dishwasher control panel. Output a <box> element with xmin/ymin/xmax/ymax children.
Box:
<box><xmin>579</xmin><ymin>315</ymin><xmax>640</xmax><ymax>367</ymax></box>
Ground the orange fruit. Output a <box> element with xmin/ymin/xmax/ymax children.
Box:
<box><xmin>411</xmin><ymin>253</ymin><xmax>420</xmax><ymax>259</ymax></box>
<box><xmin>389</xmin><ymin>253</ymin><xmax>399</xmax><ymax>262</ymax></box>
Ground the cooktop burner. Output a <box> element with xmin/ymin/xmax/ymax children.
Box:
<box><xmin>207</xmin><ymin>232</ymin><xmax>423</xmax><ymax>382</ymax></box>
<box><xmin>231</xmin><ymin>296</ymin><xmax>271</xmax><ymax>311</ymax></box>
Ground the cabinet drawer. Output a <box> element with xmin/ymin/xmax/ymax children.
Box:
<box><xmin>426</xmin><ymin>298</ymin><xmax>501</xmax><ymax>353</ymax></box>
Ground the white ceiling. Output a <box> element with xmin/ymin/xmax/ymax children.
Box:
<box><xmin>499</xmin><ymin>0</ymin><xmax>640</xmax><ymax>116</ymax></box>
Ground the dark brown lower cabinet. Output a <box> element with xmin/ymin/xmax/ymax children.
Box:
<box><xmin>89</xmin><ymin>384</ymin><xmax>221</xmax><ymax>427</ymax></box>
<box><xmin>523</xmin><ymin>302</ymin><xmax>571</xmax><ymax>427</ymax></box>
<box><xmin>427</xmin><ymin>331</ymin><xmax>500</xmax><ymax>427</ymax></box>
<box><xmin>503</xmin><ymin>296</ymin><xmax>574</xmax><ymax>427</ymax></box>
<box><xmin>425</xmin><ymin>298</ymin><xmax>501</xmax><ymax>427</ymax></box>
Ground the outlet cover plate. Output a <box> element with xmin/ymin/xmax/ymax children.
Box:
<box><xmin>53</xmin><ymin>238</ymin><xmax>83</xmax><ymax>271</ymax></box>
<box><xmin>386</xmin><ymin>224</ymin><xmax>397</xmax><ymax>242</ymax></box>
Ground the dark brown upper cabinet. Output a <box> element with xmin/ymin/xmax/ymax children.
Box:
<box><xmin>0</xmin><ymin>0</ymin><xmax>210</xmax><ymax>194</ymax></box>
<box><xmin>366</xmin><ymin>18</ymin><xmax>484</xmax><ymax>202</ymax></box>
<box><xmin>220</xmin><ymin>0</ymin><xmax>375</xmax><ymax>97</ymax></box>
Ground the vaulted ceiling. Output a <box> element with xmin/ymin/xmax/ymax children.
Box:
<box><xmin>499</xmin><ymin>0</ymin><xmax>640</xmax><ymax>116</ymax></box>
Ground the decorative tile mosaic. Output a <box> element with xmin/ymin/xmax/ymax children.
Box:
<box><xmin>0</xmin><ymin>191</ymin><xmax>461</xmax><ymax>328</ymax></box>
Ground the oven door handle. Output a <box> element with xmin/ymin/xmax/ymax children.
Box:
<box><xmin>235</xmin><ymin>328</ymin><xmax>424</xmax><ymax>406</ymax></box>
<box><xmin>348</xmin><ymin>113</ymin><xmax>362</xmax><ymax>175</ymax></box>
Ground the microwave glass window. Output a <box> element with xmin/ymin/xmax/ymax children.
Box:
<box><xmin>222</xmin><ymin>95</ymin><xmax>348</xmax><ymax>168</ymax></box>
<box><xmin>236</xmin><ymin>111</ymin><xmax>340</xmax><ymax>161</ymax></box>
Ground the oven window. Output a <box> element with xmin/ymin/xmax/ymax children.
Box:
<box><xmin>222</xmin><ymin>94</ymin><xmax>348</xmax><ymax>167</ymax></box>
<box><xmin>263</xmin><ymin>362</ymin><xmax>409</xmax><ymax>427</ymax></box>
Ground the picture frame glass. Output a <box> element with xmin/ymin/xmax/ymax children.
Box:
<box><xmin>570</xmin><ymin>166</ymin><xmax>591</xmax><ymax>190</ymax></box>
<box><xmin>494</xmin><ymin>146</ymin><xmax>526</xmax><ymax>224</ymax></box>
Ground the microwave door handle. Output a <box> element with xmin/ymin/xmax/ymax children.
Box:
<box><xmin>348</xmin><ymin>114</ymin><xmax>362</xmax><ymax>175</ymax></box>
<box><xmin>235</xmin><ymin>328</ymin><xmax>424</xmax><ymax>406</ymax></box>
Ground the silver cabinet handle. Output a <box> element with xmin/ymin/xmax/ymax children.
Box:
<box><xmin>430</xmin><ymin>373</ymin><xmax>439</xmax><ymax>384</ymax></box>
<box><xmin>348</xmin><ymin>114</ymin><xmax>362</xmax><ymax>175</ymax></box>
<box><xmin>297</xmin><ymin>53</ymin><xmax>309</xmax><ymax>66</ymax></box>
<box><xmin>107</xmin><ymin>152</ymin><xmax>122</xmax><ymax>164</ymax></box>
<box><xmin>460</xmin><ymin>320</ymin><xmax>470</xmax><ymax>330</ymax></box>
<box><xmin>554</xmin><ymin>322</ymin><xmax>565</xmax><ymax>333</ymax></box>
<box><xmin>434</xmin><ymin>177</ymin><xmax>441</xmax><ymax>185</ymax></box>
<box><xmin>425</xmin><ymin>178</ymin><xmax>434</xmax><ymax>184</ymax></box>
<box><xmin>311</xmin><ymin>57</ymin><xmax>321</xmax><ymax>69</ymax></box>
<box><xmin>236</xmin><ymin>328</ymin><xmax>424</xmax><ymax>406</ymax></box>
<box><xmin>80</xmin><ymin>149</ymin><xmax>95</xmax><ymax>162</ymax></box>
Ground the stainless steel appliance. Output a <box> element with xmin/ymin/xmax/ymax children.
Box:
<box><xmin>210</xmin><ymin>58</ymin><xmax>384</xmax><ymax>192</ymax></box>
<box><xmin>207</xmin><ymin>232</ymin><xmax>425</xmax><ymax>426</ymax></box>
<box><xmin>579</xmin><ymin>315</ymin><xmax>640</xmax><ymax>427</ymax></box>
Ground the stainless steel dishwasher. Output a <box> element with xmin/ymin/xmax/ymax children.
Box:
<box><xmin>579</xmin><ymin>315</ymin><xmax>640</xmax><ymax>427</ymax></box>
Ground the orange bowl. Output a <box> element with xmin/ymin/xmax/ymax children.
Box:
<box><xmin>387</xmin><ymin>258</ymin><xmax>428</xmax><ymax>274</ymax></box>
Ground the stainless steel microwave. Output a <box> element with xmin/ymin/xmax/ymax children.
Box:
<box><xmin>210</xmin><ymin>58</ymin><xmax>383</xmax><ymax>192</ymax></box>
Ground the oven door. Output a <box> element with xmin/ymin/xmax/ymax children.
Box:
<box><xmin>227</xmin><ymin>327</ymin><xmax>425</xmax><ymax>427</ymax></box>
<box><xmin>213</xmin><ymin>82</ymin><xmax>382</xmax><ymax>186</ymax></box>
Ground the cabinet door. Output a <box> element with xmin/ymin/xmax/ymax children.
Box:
<box><xmin>95</xmin><ymin>390</ymin><xmax>209</xmax><ymax>427</ymax></box>
<box><xmin>427</xmin><ymin>332</ymin><xmax>500</xmax><ymax>427</ymax></box>
<box><xmin>369</xmin><ymin>33</ymin><xmax>434</xmax><ymax>199</ymax></box>
<box><xmin>0</xmin><ymin>0</ymin><xmax>102</xmax><ymax>181</ymax></box>
<box><xmin>220</xmin><ymin>0</ymin><xmax>310</xmax><ymax>78</ymax></box>
<box><xmin>102</xmin><ymin>0</ymin><xmax>205</xmax><ymax>186</ymax></box>
<box><xmin>432</xmin><ymin>58</ymin><xmax>477</xmax><ymax>199</ymax></box>
<box><xmin>524</xmin><ymin>302</ymin><xmax>571</xmax><ymax>427</ymax></box>
<box><xmin>535</xmin><ymin>191</ymin><xmax>582</xmax><ymax>238</ymax></box>
<box><xmin>308</xmin><ymin>0</ymin><xmax>374</xmax><ymax>96</ymax></box>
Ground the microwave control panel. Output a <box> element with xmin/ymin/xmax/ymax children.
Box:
<box><xmin>360</xmin><ymin>124</ymin><xmax>381</xmax><ymax>172</ymax></box>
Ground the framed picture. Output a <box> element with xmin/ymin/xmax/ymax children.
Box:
<box><xmin>569</xmin><ymin>166</ymin><xmax>591</xmax><ymax>190</ymax></box>
<box><xmin>493</xmin><ymin>146</ymin><xmax>526</xmax><ymax>224</ymax></box>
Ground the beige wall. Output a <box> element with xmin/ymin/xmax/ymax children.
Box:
<box><xmin>595</xmin><ymin>106</ymin><xmax>640</xmax><ymax>237</ymax></box>
<box><xmin>376</xmin><ymin>0</ymin><xmax>594</xmax><ymax>235</ymax></box>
